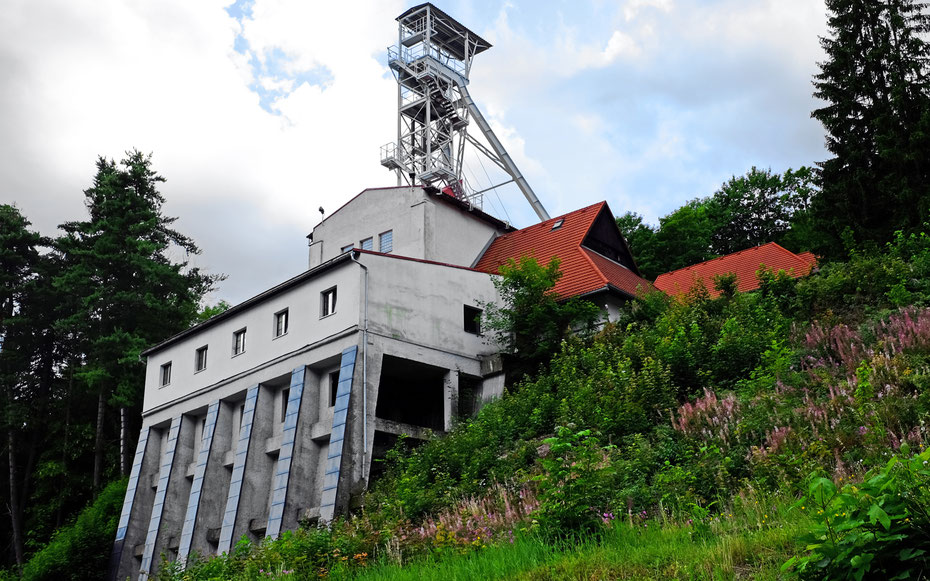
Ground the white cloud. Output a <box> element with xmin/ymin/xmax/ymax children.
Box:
<box><xmin>0</xmin><ymin>0</ymin><xmax>830</xmax><ymax>301</ymax></box>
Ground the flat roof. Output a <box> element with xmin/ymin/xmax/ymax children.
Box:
<box><xmin>397</xmin><ymin>3</ymin><xmax>492</xmax><ymax>60</ymax></box>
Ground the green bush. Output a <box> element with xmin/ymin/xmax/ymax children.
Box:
<box><xmin>784</xmin><ymin>446</ymin><xmax>930</xmax><ymax>580</ymax></box>
<box><xmin>533</xmin><ymin>427</ymin><xmax>618</xmax><ymax>535</ymax></box>
<box><xmin>20</xmin><ymin>479</ymin><xmax>126</xmax><ymax>581</ymax></box>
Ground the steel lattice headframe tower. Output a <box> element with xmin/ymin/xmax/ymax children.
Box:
<box><xmin>380</xmin><ymin>3</ymin><xmax>550</xmax><ymax>221</ymax></box>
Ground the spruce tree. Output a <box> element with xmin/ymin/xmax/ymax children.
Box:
<box><xmin>812</xmin><ymin>0</ymin><xmax>930</xmax><ymax>256</ymax></box>
<box><xmin>56</xmin><ymin>151</ymin><xmax>219</xmax><ymax>485</ymax></box>
<box><xmin>0</xmin><ymin>205</ymin><xmax>50</xmax><ymax>565</ymax></box>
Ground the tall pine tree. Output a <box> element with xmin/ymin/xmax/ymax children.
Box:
<box><xmin>812</xmin><ymin>0</ymin><xmax>930</xmax><ymax>256</ymax></box>
<box><xmin>0</xmin><ymin>205</ymin><xmax>53</xmax><ymax>566</ymax></box>
<box><xmin>56</xmin><ymin>151</ymin><xmax>219</xmax><ymax>486</ymax></box>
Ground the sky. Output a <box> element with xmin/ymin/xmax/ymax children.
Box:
<box><xmin>1</xmin><ymin>0</ymin><xmax>830</xmax><ymax>306</ymax></box>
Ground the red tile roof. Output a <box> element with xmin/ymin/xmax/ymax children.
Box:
<box><xmin>653</xmin><ymin>242</ymin><xmax>817</xmax><ymax>298</ymax></box>
<box><xmin>473</xmin><ymin>202</ymin><xmax>653</xmax><ymax>299</ymax></box>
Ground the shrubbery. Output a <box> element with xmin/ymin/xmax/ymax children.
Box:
<box><xmin>153</xmin><ymin>231</ymin><xmax>930</xmax><ymax>579</ymax></box>
<box><xmin>16</xmin><ymin>479</ymin><xmax>126</xmax><ymax>581</ymax></box>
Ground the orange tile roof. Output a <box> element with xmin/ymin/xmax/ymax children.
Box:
<box><xmin>474</xmin><ymin>202</ymin><xmax>652</xmax><ymax>299</ymax></box>
<box><xmin>653</xmin><ymin>242</ymin><xmax>817</xmax><ymax>298</ymax></box>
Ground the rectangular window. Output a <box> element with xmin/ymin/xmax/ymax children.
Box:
<box><xmin>274</xmin><ymin>309</ymin><xmax>289</xmax><ymax>338</ymax></box>
<box><xmin>341</xmin><ymin>244</ymin><xmax>353</xmax><ymax>253</ymax></box>
<box><xmin>464</xmin><ymin>305</ymin><xmax>482</xmax><ymax>334</ymax></box>
<box><xmin>232</xmin><ymin>328</ymin><xmax>247</xmax><ymax>356</ymax></box>
<box><xmin>280</xmin><ymin>388</ymin><xmax>290</xmax><ymax>423</ymax></box>
<box><xmin>360</xmin><ymin>237</ymin><xmax>373</xmax><ymax>251</ymax></box>
<box><xmin>329</xmin><ymin>371</ymin><xmax>340</xmax><ymax>407</ymax></box>
<box><xmin>379</xmin><ymin>230</ymin><xmax>393</xmax><ymax>253</ymax></box>
<box><xmin>160</xmin><ymin>362</ymin><xmax>172</xmax><ymax>387</ymax></box>
<box><xmin>195</xmin><ymin>346</ymin><xmax>208</xmax><ymax>372</ymax></box>
<box><xmin>321</xmin><ymin>287</ymin><xmax>337</xmax><ymax>317</ymax></box>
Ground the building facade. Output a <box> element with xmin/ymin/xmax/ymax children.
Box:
<box><xmin>110</xmin><ymin>186</ymin><xmax>650</xmax><ymax>580</ymax></box>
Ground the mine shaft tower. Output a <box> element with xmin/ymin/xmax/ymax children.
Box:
<box><xmin>380</xmin><ymin>3</ymin><xmax>550</xmax><ymax>221</ymax></box>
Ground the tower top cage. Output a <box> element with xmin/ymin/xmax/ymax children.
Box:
<box><xmin>380</xmin><ymin>2</ymin><xmax>550</xmax><ymax>221</ymax></box>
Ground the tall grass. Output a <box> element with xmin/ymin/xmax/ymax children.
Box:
<box><xmin>339</xmin><ymin>491</ymin><xmax>808</xmax><ymax>581</ymax></box>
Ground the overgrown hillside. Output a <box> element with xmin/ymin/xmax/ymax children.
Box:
<box><xmin>150</xmin><ymin>231</ymin><xmax>930</xmax><ymax>580</ymax></box>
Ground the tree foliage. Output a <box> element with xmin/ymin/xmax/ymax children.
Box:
<box><xmin>616</xmin><ymin>166</ymin><xmax>817</xmax><ymax>279</ymax></box>
<box><xmin>708</xmin><ymin>166</ymin><xmax>818</xmax><ymax>255</ymax></box>
<box><xmin>0</xmin><ymin>152</ymin><xmax>220</xmax><ymax>570</ymax></box>
<box><xmin>811</xmin><ymin>0</ymin><xmax>930</xmax><ymax>256</ymax></box>
<box><xmin>55</xmin><ymin>150</ymin><xmax>220</xmax><ymax>482</ymax></box>
<box><xmin>481</xmin><ymin>256</ymin><xmax>600</xmax><ymax>379</ymax></box>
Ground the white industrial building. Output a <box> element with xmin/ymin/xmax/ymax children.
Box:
<box><xmin>110</xmin><ymin>5</ymin><xmax>652</xmax><ymax>580</ymax></box>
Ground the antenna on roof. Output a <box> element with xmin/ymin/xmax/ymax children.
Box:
<box><xmin>379</xmin><ymin>2</ymin><xmax>550</xmax><ymax>222</ymax></box>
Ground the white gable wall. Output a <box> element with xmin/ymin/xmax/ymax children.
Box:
<box><xmin>309</xmin><ymin>186</ymin><xmax>505</xmax><ymax>268</ymax></box>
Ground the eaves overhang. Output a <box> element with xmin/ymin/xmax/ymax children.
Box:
<box><xmin>141</xmin><ymin>251</ymin><xmax>356</xmax><ymax>358</ymax></box>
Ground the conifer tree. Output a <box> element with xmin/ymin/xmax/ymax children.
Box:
<box><xmin>812</xmin><ymin>0</ymin><xmax>930</xmax><ymax>256</ymax></box>
<box><xmin>56</xmin><ymin>151</ymin><xmax>219</xmax><ymax>485</ymax></box>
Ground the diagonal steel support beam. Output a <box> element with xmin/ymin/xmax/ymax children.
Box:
<box><xmin>459</xmin><ymin>85</ymin><xmax>550</xmax><ymax>221</ymax></box>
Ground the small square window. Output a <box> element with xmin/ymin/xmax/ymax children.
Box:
<box><xmin>321</xmin><ymin>287</ymin><xmax>337</xmax><ymax>317</ymax></box>
<box><xmin>329</xmin><ymin>371</ymin><xmax>340</xmax><ymax>407</ymax></box>
<box><xmin>360</xmin><ymin>237</ymin><xmax>373</xmax><ymax>251</ymax></box>
<box><xmin>464</xmin><ymin>305</ymin><xmax>482</xmax><ymax>334</ymax></box>
<box><xmin>195</xmin><ymin>346</ymin><xmax>208</xmax><ymax>372</ymax></box>
<box><xmin>232</xmin><ymin>328</ymin><xmax>247</xmax><ymax>356</ymax></box>
<box><xmin>160</xmin><ymin>362</ymin><xmax>172</xmax><ymax>387</ymax></box>
<box><xmin>379</xmin><ymin>230</ymin><xmax>393</xmax><ymax>253</ymax></box>
<box><xmin>274</xmin><ymin>309</ymin><xmax>289</xmax><ymax>338</ymax></box>
<box><xmin>341</xmin><ymin>244</ymin><xmax>353</xmax><ymax>253</ymax></box>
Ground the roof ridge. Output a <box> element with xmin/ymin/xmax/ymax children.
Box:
<box><xmin>656</xmin><ymin>242</ymin><xmax>791</xmax><ymax>279</ymax></box>
<box><xmin>578</xmin><ymin>247</ymin><xmax>609</xmax><ymax>287</ymax></box>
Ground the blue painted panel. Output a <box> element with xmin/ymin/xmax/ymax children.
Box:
<box><xmin>330</xmin><ymin>423</ymin><xmax>345</xmax><ymax>443</ymax></box>
<box><xmin>177</xmin><ymin>400</ymin><xmax>220</xmax><ymax>563</ymax></box>
<box><xmin>139</xmin><ymin>416</ymin><xmax>182</xmax><ymax>578</ymax></box>
<box><xmin>218</xmin><ymin>386</ymin><xmax>259</xmax><ymax>554</ymax></box>
<box><xmin>319</xmin><ymin>346</ymin><xmax>357</xmax><ymax>522</ymax></box>
<box><xmin>265</xmin><ymin>366</ymin><xmax>306</xmax><ymax>539</ymax></box>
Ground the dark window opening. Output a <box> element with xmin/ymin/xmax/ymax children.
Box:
<box><xmin>281</xmin><ymin>388</ymin><xmax>290</xmax><ymax>422</ymax></box>
<box><xmin>274</xmin><ymin>309</ymin><xmax>289</xmax><ymax>337</ymax></box>
<box><xmin>329</xmin><ymin>371</ymin><xmax>340</xmax><ymax>407</ymax></box>
<box><xmin>233</xmin><ymin>328</ymin><xmax>246</xmax><ymax>356</ymax></box>
<box><xmin>464</xmin><ymin>305</ymin><xmax>481</xmax><ymax>334</ymax></box>
<box><xmin>375</xmin><ymin>355</ymin><xmax>445</xmax><ymax>430</ymax></box>
<box><xmin>195</xmin><ymin>346</ymin><xmax>208</xmax><ymax>372</ymax></box>
<box><xmin>368</xmin><ymin>430</ymin><xmax>421</xmax><ymax>483</ymax></box>
<box><xmin>458</xmin><ymin>375</ymin><xmax>482</xmax><ymax>419</ymax></box>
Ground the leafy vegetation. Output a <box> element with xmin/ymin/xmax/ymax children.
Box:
<box><xmin>16</xmin><ymin>479</ymin><xmax>126</xmax><ymax>581</ymax></box>
<box><xmin>617</xmin><ymin>166</ymin><xmax>818</xmax><ymax>280</ymax></box>
<box><xmin>6</xmin><ymin>0</ymin><xmax>930</xmax><ymax>577</ymax></box>
<box><xmin>0</xmin><ymin>152</ymin><xmax>219</xmax><ymax>573</ymax></box>
<box><xmin>480</xmin><ymin>255</ymin><xmax>600</xmax><ymax>380</ymax></box>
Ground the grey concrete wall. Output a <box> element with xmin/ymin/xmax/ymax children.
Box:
<box><xmin>361</xmin><ymin>253</ymin><xmax>501</xmax><ymax>357</ymax></box>
<box><xmin>234</xmin><ymin>385</ymin><xmax>275</xmax><ymax>543</ymax></box>
<box><xmin>283</xmin><ymin>366</ymin><xmax>324</xmax><ymax>529</ymax></box>
<box><xmin>112</xmin><ymin>426</ymin><xmax>161</xmax><ymax>581</ymax></box>
<box><xmin>309</xmin><ymin>187</ymin><xmax>505</xmax><ymax>268</ymax></box>
<box><xmin>150</xmin><ymin>414</ymin><xmax>196</xmax><ymax>568</ymax></box>
<box><xmin>144</xmin><ymin>265</ymin><xmax>360</xmax><ymax>413</ymax></box>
